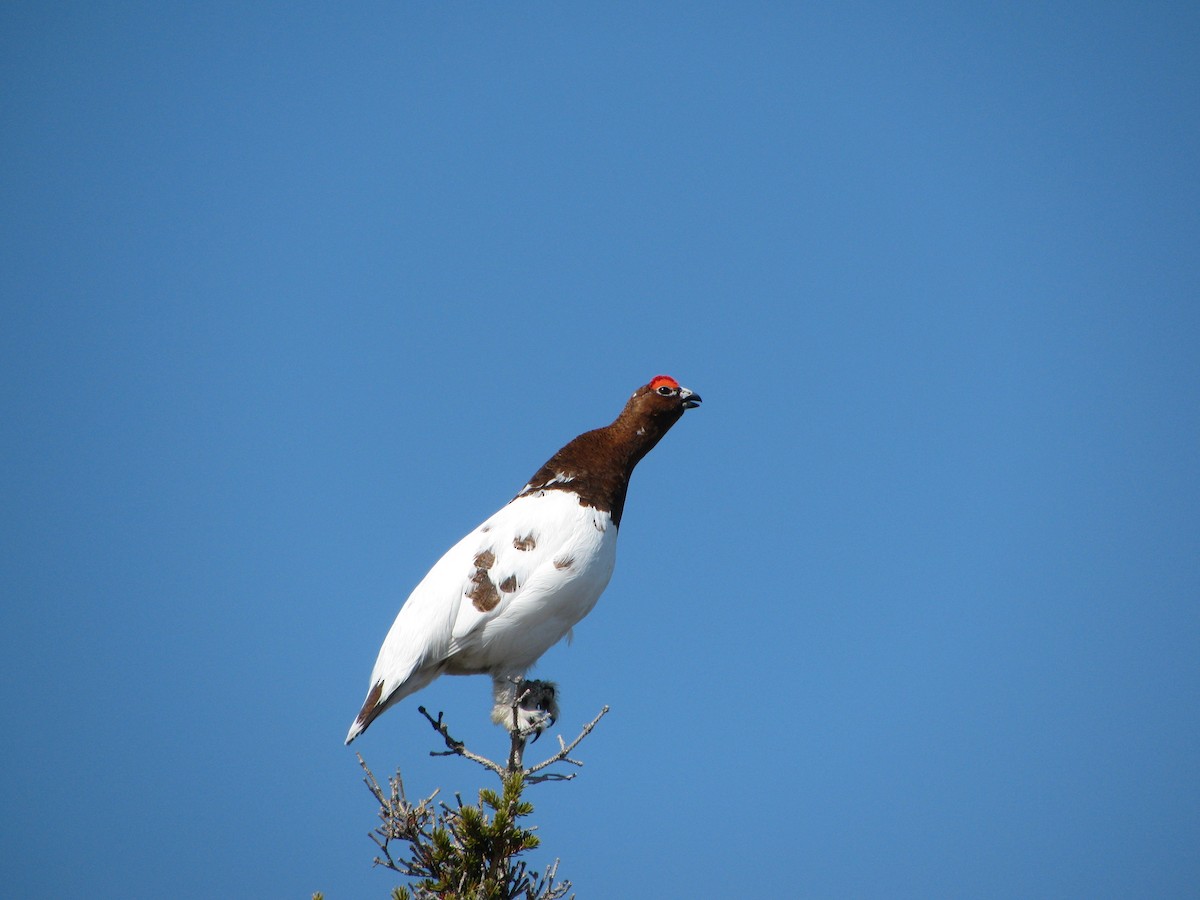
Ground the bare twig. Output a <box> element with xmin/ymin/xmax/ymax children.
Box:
<box><xmin>418</xmin><ymin>706</ymin><xmax>508</xmax><ymax>777</ymax></box>
<box><xmin>524</xmin><ymin>705</ymin><xmax>610</xmax><ymax>784</ymax></box>
<box><xmin>357</xmin><ymin>753</ymin><xmax>441</xmax><ymax>876</ymax></box>
<box><xmin>412</xmin><ymin>674</ymin><xmax>608</xmax><ymax>789</ymax></box>
<box><xmin>416</xmin><ymin>699</ymin><xmax>609</xmax><ymax>785</ymax></box>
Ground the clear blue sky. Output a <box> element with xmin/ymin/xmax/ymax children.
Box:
<box><xmin>2</xmin><ymin>3</ymin><xmax>1197</xmax><ymax>897</ymax></box>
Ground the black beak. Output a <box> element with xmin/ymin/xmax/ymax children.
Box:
<box><xmin>681</xmin><ymin>388</ymin><xmax>702</xmax><ymax>410</ymax></box>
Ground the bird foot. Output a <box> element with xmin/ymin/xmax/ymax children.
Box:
<box><xmin>492</xmin><ymin>678</ymin><xmax>559</xmax><ymax>742</ymax></box>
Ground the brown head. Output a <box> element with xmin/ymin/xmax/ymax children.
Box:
<box><xmin>614</xmin><ymin>374</ymin><xmax>702</xmax><ymax>456</ymax></box>
<box><xmin>517</xmin><ymin>375</ymin><xmax>702</xmax><ymax>526</ymax></box>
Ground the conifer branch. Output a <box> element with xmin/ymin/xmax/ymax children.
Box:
<box><xmin>357</xmin><ymin>754</ymin><xmax>575</xmax><ymax>899</ymax></box>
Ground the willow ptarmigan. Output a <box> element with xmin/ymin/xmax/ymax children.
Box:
<box><xmin>345</xmin><ymin>375</ymin><xmax>701</xmax><ymax>744</ymax></box>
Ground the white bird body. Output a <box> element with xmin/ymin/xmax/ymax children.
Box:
<box><xmin>347</xmin><ymin>375</ymin><xmax>700</xmax><ymax>744</ymax></box>
<box><xmin>355</xmin><ymin>490</ymin><xmax>616</xmax><ymax>740</ymax></box>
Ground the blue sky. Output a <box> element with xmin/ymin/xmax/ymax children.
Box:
<box><xmin>2</xmin><ymin>3</ymin><xmax>1198</xmax><ymax>897</ymax></box>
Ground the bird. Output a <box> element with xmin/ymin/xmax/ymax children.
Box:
<box><xmin>345</xmin><ymin>374</ymin><xmax>702</xmax><ymax>744</ymax></box>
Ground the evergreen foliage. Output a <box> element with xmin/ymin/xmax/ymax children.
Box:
<box><xmin>368</xmin><ymin>769</ymin><xmax>569</xmax><ymax>900</ymax></box>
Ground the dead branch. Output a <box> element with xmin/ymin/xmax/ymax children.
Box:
<box><xmin>357</xmin><ymin>753</ymin><xmax>441</xmax><ymax>877</ymax></box>
<box><xmin>524</xmin><ymin>705</ymin><xmax>610</xmax><ymax>784</ymax></box>
<box><xmin>418</xmin><ymin>706</ymin><xmax>509</xmax><ymax>777</ymax></box>
<box><xmin>417</xmin><ymin>695</ymin><xmax>609</xmax><ymax>783</ymax></box>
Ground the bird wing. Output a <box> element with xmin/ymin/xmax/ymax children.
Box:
<box><xmin>359</xmin><ymin>525</ymin><xmax>484</xmax><ymax>703</ymax></box>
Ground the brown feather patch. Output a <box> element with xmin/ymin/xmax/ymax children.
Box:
<box><xmin>513</xmin><ymin>535</ymin><xmax>536</xmax><ymax>551</ymax></box>
<box><xmin>468</xmin><ymin>549</ymin><xmax>501</xmax><ymax>611</ymax></box>
<box><xmin>499</xmin><ymin>574</ymin><xmax>517</xmax><ymax>592</ymax></box>
<box><xmin>553</xmin><ymin>555</ymin><xmax>574</xmax><ymax>570</ymax></box>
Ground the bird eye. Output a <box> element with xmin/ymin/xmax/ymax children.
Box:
<box><xmin>657</xmin><ymin>385</ymin><xmax>675</xmax><ymax>396</ymax></box>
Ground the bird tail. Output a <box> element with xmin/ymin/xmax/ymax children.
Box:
<box><xmin>345</xmin><ymin>679</ymin><xmax>387</xmax><ymax>745</ymax></box>
<box><xmin>345</xmin><ymin>664</ymin><xmax>443</xmax><ymax>744</ymax></box>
